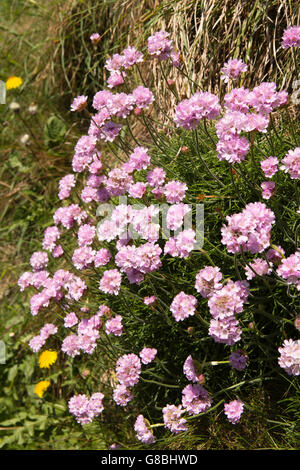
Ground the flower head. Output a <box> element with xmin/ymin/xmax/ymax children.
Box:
<box><xmin>6</xmin><ymin>76</ymin><xmax>23</xmax><ymax>90</ymax></box>
<box><xmin>224</xmin><ymin>399</ymin><xmax>244</xmax><ymax>424</ymax></box>
<box><xmin>34</xmin><ymin>380</ymin><xmax>51</xmax><ymax>398</ymax></box>
<box><xmin>38</xmin><ymin>350</ymin><xmax>58</xmax><ymax>368</ymax></box>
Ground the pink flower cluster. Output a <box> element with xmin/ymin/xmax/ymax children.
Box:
<box><xmin>280</xmin><ymin>148</ymin><xmax>300</xmax><ymax>180</ymax></box>
<box><xmin>276</xmin><ymin>251</ymin><xmax>300</xmax><ymax>290</ymax></box>
<box><xmin>70</xmin><ymin>95</ymin><xmax>88</xmax><ymax>112</ymax></box>
<box><xmin>181</xmin><ymin>384</ymin><xmax>212</xmax><ymax>415</ymax></box>
<box><xmin>224</xmin><ymin>399</ymin><xmax>244</xmax><ymax>424</ymax></box>
<box><xmin>29</xmin><ymin>323</ymin><xmax>58</xmax><ymax>352</ymax></box>
<box><xmin>30</xmin><ymin>251</ymin><xmax>48</xmax><ymax>271</ymax></box>
<box><xmin>99</xmin><ymin>269</ymin><xmax>122</xmax><ymax>295</ymax></box>
<box><xmin>105</xmin><ymin>315</ymin><xmax>123</xmax><ymax>336</ymax></box>
<box><xmin>221</xmin><ymin>202</ymin><xmax>275</xmax><ymax>254</ymax></box>
<box><xmin>260</xmin><ymin>156</ymin><xmax>279</xmax><ymax>178</ymax></box>
<box><xmin>164</xmin><ymin>229</ymin><xmax>196</xmax><ymax>258</ymax></box>
<box><xmin>113</xmin><ymin>384</ymin><xmax>133</xmax><ymax>407</ymax></box>
<box><xmin>278</xmin><ymin>339</ymin><xmax>300</xmax><ymax>376</ymax></box>
<box><xmin>139</xmin><ymin>347</ymin><xmax>157</xmax><ymax>365</ymax></box>
<box><xmin>134</xmin><ymin>415</ymin><xmax>156</xmax><ymax>444</ymax></box>
<box><xmin>115</xmin><ymin>242</ymin><xmax>162</xmax><ymax>284</ymax></box>
<box><xmin>244</xmin><ymin>257</ymin><xmax>273</xmax><ymax>280</ymax></box>
<box><xmin>281</xmin><ymin>26</ymin><xmax>300</xmax><ymax>48</ymax></box>
<box><xmin>170</xmin><ymin>291</ymin><xmax>198</xmax><ymax>322</ymax></box>
<box><xmin>68</xmin><ymin>392</ymin><xmax>104</xmax><ymax>425</ymax></box>
<box><xmin>220</xmin><ymin>58</ymin><xmax>247</xmax><ymax>83</ymax></box>
<box><xmin>183</xmin><ymin>355</ymin><xmax>200</xmax><ymax>383</ymax></box>
<box><xmin>174</xmin><ymin>92</ymin><xmax>221</xmax><ymax>130</ymax></box>
<box><xmin>115</xmin><ymin>353</ymin><xmax>141</xmax><ymax>387</ymax></box>
<box><xmin>162</xmin><ymin>404</ymin><xmax>187</xmax><ymax>434</ymax></box>
<box><xmin>208</xmin><ymin>280</ymin><xmax>249</xmax><ymax>345</ymax></box>
<box><xmin>195</xmin><ymin>266</ymin><xmax>222</xmax><ymax>298</ymax></box>
<box><xmin>62</xmin><ymin>314</ymin><xmax>102</xmax><ymax>357</ymax></box>
<box><xmin>147</xmin><ymin>30</ymin><xmax>173</xmax><ymax>60</ymax></box>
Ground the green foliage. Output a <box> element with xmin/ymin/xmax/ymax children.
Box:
<box><xmin>43</xmin><ymin>115</ymin><xmax>67</xmax><ymax>148</ymax></box>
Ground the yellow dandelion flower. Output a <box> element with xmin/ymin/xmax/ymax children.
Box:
<box><xmin>5</xmin><ymin>76</ymin><xmax>23</xmax><ymax>90</ymax></box>
<box><xmin>34</xmin><ymin>380</ymin><xmax>50</xmax><ymax>398</ymax></box>
<box><xmin>38</xmin><ymin>350</ymin><xmax>58</xmax><ymax>368</ymax></box>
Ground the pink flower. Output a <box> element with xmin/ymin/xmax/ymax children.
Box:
<box><xmin>174</xmin><ymin>92</ymin><xmax>221</xmax><ymax>130</ymax></box>
<box><xmin>224</xmin><ymin>400</ymin><xmax>244</xmax><ymax>424</ymax></box>
<box><xmin>68</xmin><ymin>393</ymin><xmax>104</xmax><ymax>425</ymax></box>
<box><xmin>134</xmin><ymin>415</ymin><xmax>156</xmax><ymax>444</ymax></box>
<box><xmin>77</xmin><ymin>224</ymin><xmax>96</xmax><ymax>246</ymax></box>
<box><xmin>143</xmin><ymin>295</ymin><xmax>157</xmax><ymax>306</ymax></box>
<box><xmin>94</xmin><ymin>248</ymin><xmax>111</xmax><ymax>267</ymax></box>
<box><xmin>244</xmin><ymin>258</ymin><xmax>273</xmax><ymax>280</ymax></box>
<box><xmin>276</xmin><ymin>251</ymin><xmax>300</xmax><ymax>290</ymax></box>
<box><xmin>113</xmin><ymin>384</ymin><xmax>133</xmax><ymax>406</ymax></box>
<box><xmin>71</xmin><ymin>95</ymin><xmax>88</xmax><ymax>112</ymax></box>
<box><xmin>107</xmin><ymin>72</ymin><xmax>125</xmax><ymax>89</ymax></box>
<box><xmin>30</xmin><ymin>251</ymin><xmax>48</xmax><ymax>271</ymax></box>
<box><xmin>139</xmin><ymin>348</ymin><xmax>157</xmax><ymax>365</ymax></box>
<box><xmin>163</xmin><ymin>180</ymin><xmax>187</xmax><ymax>203</ymax></box>
<box><xmin>147</xmin><ymin>167</ymin><xmax>166</xmax><ymax>187</ymax></box>
<box><xmin>260</xmin><ymin>156</ymin><xmax>279</xmax><ymax>178</ymax></box>
<box><xmin>147</xmin><ymin>30</ymin><xmax>173</xmax><ymax>60</ymax></box>
<box><xmin>170</xmin><ymin>291</ymin><xmax>197</xmax><ymax>322</ymax></box>
<box><xmin>208</xmin><ymin>316</ymin><xmax>242</xmax><ymax>346</ymax></box>
<box><xmin>99</xmin><ymin>269</ymin><xmax>122</xmax><ymax>295</ymax></box>
<box><xmin>181</xmin><ymin>384</ymin><xmax>212</xmax><ymax>415</ymax></box>
<box><xmin>162</xmin><ymin>404</ymin><xmax>187</xmax><ymax>434</ymax></box>
<box><xmin>90</xmin><ymin>33</ymin><xmax>101</xmax><ymax>45</ymax></box>
<box><xmin>105</xmin><ymin>315</ymin><xmax>123</xmax><ymax>336</ymax></box>
<box><xmin>247</xmin><ymin>82</ymin><xmax>288</xmax><ymax>115</ymax></box>
<box><xmin>261</xmin><ymin>181</ymin><xmax>276</xmax><ymax>199</ymax></box>
<box><xmin>64</xmin><ymin>312</ymin><xmax>78</xmax><ymax>328</ymax></box>
<box><xmin>132</xmin><ymin>86</ymin><xmax>154</xmax><ymax>109</ymax></box>
<box><xmin>122</xmin><ymin>46</ymin><xmax>144</xmax><ymax>68</ymax></box>
<box><xmin>128</xmin><ymin>182</ymin><xmax>147</xmax><ymax>199</ymax></box>
<box><xmin>221</xmin><ymin>202</ymin><xmax>275</xmax><ymax>254</ymax></box>
<box><xmin>282</xmin><ymin>26</ymin><xmax>300</xmax><ymax>48</ymax></box>
<box><xmin>183</xmin><ymin>355</ymin><xmax>199</xmax><ymax>383</ymax></box>
<box><xmin>195</xmin><ymin>266</ymin><xmax>223</xmax><ymax>298</ymax></box>
<box><xmin>72</xmin><ymin>246</ymin><xmax>95</xmax><ymax>270</ymax></box>
<box><xmin>208</xmin><ymin>280</ymin><xmax>249</xmax><ymax>320</ymax></box>
<box><xmin>166</xmin><ymin>203</ymin><xmax>191</xmax><ymax>231</ymax></box>
<box><xmin>116</xmin><ymin>353</ymin><xmax>141</xmax><ymax>387</ymax></box>
<box><xmin>220</xmin><ymin>59</ymin><xmax>247</xmax><ymax>83</ymax></box>
<box><xmin>280</xmin><ymin>148</ymin><xmax>300</xmax><ymax>179</ymax></box>
<box><xmin>164</xmin><ymin>229</ymin><xmax>196</xmax><ymax>258</ymax></box>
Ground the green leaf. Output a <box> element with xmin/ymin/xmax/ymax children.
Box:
<box><xmin>43</xmin><ymin>115</ymin><xmax>66</xmax><ymax>148</ymax></box>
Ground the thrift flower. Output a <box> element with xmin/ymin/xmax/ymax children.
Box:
<box><xmin>134</xmin><ymin>415</ymin><xmax>156</xmax><ymax>444</ymax></box>
<box><xmin>224</xmin><ymin>400</ymin><xmax>244</xmax><ymax>424</ymax></box>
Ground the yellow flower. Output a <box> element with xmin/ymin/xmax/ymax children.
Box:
<box><xmin>38</xmin><ymin>350</ymin><xmax>58</xmax><ymax>368</ymax></box>
<box><xmin>5</xmin><ymin>76</ymin><xmax>23</xmax><ymax>90</ymax></box>
<box><xmin>34</xmin><ymin>380</ymin><xmax>50</xmax><ymax>398</ymax></box>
